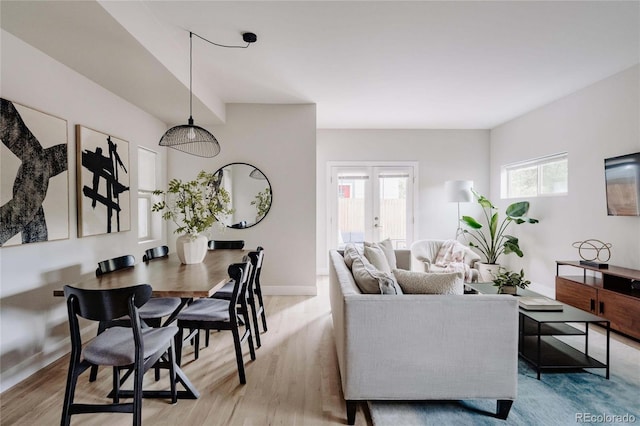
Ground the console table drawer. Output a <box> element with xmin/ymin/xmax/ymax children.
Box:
<box><xmin>556</xmin><ymin>277</ymin><xmax>597</xmax><ymax>313</ymax></box>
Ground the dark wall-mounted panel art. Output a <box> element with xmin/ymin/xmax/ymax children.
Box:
<box><xmin>76</xmin><ymin>125</ymin><xmax>130</xmax><ymax>237</ymax></box>
<box><xmin>0</xmin><ymin>98</ymin><xmax>69</xmax><ymax>247</ymax></box>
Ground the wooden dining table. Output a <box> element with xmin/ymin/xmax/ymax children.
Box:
<box><xmin>53</xmin><ymin>248</ymin><xmax>249</xmax><ymax>400</ymax></box>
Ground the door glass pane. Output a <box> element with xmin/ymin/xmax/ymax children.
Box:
<box><xmin>377</xmin><ymin>172</ymin><xmax>408</xmax><ymax>248</ymax></box>
<box><xmin>337</xmin><ymin>174</ymin><xmax>367</xmax><ymax>248</ymax></box>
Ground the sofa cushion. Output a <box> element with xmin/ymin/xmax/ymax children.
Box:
<box><xmin>392</xmin><ymin>269</ymin><xmax>464</xmax><ymax>295</ymax></box>
<box><xmin>343</xmin><ymin>244</ymin><xmax>361</xmax><ymax>269</ymax></box>
<box><xmin>352</xmin><ymin>257</ymin><xmax>402</xmax><ymax>294</ymax></box>
<box><xmin>365</xmin><ymin>238</ymin><xmax>397</xmax><ymax>270</ymax></box>
<box><xmin>364</xmin><ymin>244</ymin><xmax>392</xmax><ymax>274</ymax></box>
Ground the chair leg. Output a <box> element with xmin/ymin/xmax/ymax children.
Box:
<box><xmin>133</xmin><ymin>362</ymin><xmax>143</xmax><ymax>426</ymax></box>
<box><xmin>194</xmin><ymin>332</ymin><xmax>200</xmax><ymax>360</ymax></box>
<box><xmin>167</xmin><ymin>342</ymin><xmax>177</xmax><ymax>404</ymax></box>
<box><xmin>175</xmin><ymin>328</ymin><xmax>184</xmax><ymax>366</ymax></box>
<box><xmin>112</xmin><ymin>367</ymin><xmax>120</xmax><ymax>403</ymax></box>
<box><xmin>61</xmin><ymin>356</ymin><xmax>80</xmax><ymax>426</ymax></box>
<box><xmin>231</xmin><ymin>327</ymin><xmax>246</xmax><ymax>384</ymax></box>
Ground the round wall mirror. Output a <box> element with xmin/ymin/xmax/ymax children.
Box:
<box><xmin>212</xmin><ymin>162</ymin><xmax>272</xmax><ymax>228</ymax></box>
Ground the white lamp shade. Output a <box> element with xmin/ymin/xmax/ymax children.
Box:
<box><xmin>445</xmin><ymin>180</ymin><xmax>474</xmax><ymax>203</ymax></box>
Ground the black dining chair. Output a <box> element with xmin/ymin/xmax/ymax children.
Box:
<box><xmin>211</xmin><ymin>247</ymin><xmax>267</xmax><ymax>347</ymax></box>
<box><xmin>61</xmin><ymin>284</ymin><xmax>178</xmax><ymax>426</ymax></box>
<box><xmin>90</xmin><ymin>253</ymin><xmax>182</xmax><ymax>382</ymax></box>
<box><xmin>208</xmin><ymin>240</ymin><xmax>245</xmax><ymax>250</ymax></box>
<box><xmin>176</xmin><ymin>260</ymin><xmax>256</xmax><ymax>384</ymax></box>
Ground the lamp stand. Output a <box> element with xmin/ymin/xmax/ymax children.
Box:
<box><xmin>455</xmin><ymin>202</ymin><xmax>464</xmax><ymax>239</ymax></box>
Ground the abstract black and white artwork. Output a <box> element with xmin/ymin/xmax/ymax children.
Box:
<box><xmin>0</xmin><ymin>98</ymin><xmax>69</xmax><ymax>247</ymax></box>
<box><xmin>76</xmin><ymin>125</ymin><xmax>130</xmax><ymax>237</ymax></box>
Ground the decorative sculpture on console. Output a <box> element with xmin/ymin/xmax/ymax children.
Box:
<box><xmin>572</xmin><ymin>239</ymin><xmax>612</xmax><ymax>269</ymax></box>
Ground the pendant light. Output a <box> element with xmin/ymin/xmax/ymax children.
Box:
<box><xmin>159</xmin><ymin>31</ymin><xmax>257</xmax><ymax>157</ymax></box>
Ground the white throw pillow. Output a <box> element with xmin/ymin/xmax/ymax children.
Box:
<box><xmin>392</xmin><ymin>269</ymin><xmax>464</xmax><ymax>295</ymax></box>
<box><xmin>352</xmin><ymin>257</ymin><xmax>402</xmax><ymax>294</ymax></box>
<box><xmin>364</xmin><ymin>238</ymin><xmax>397</xmax><ymax>270</ymax></box>
<box><xmin>364</xmin><ymin>245</ymin><xmax>392</xmax><ymax>274</ymax></box>
<box><xmin>343</xmin><ymin>244</ymin><xmax>360</xmax><ymax>269</ymax></box>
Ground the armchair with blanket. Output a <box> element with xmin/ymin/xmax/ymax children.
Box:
<box><xmin>410</xmin><ymin>239</ymin><xmax>481</xmax><ymax>282</ymax></box>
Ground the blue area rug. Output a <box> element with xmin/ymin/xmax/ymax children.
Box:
<box><xmin>368</xmin><ymin>360</ymin><xmax>640</xmax><ymax>425</ymax></box>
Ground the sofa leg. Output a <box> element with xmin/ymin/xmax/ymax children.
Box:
<box><xmin>346</xmin><ymin>400</ymin><xmax>357</xmax><ymax>425</ymax></box>
<box><xmin>497</xmin><ymin>399</ymin><xmax>514</xmax><ymax>419</ymax></box>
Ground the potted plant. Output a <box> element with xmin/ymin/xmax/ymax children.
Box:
<box><xmin>493</xmin><ymin>268</ymin><xmax>531</xmax><ymax>295</ymax></box>
<box><xmin>153</xmin><ymin>170</ymin><xmax>233</xmax><ymax>264</ymax></box>
<box><xmin>460</xmin><ymin>190</ymin><xmax>538</xmax><ymax>281</ymax></box>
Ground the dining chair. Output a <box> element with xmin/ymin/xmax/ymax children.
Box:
<box><xmin>208</xmin><ymin>240</ymin><xmax>245</xmax><ymax>250</ymax></box>
<box><xmin>61</xmin><ymin>284</ymin><xmax>178</xmax><ymax>426</ymax></box>
<box><xmin>96</xmin><ymin>254</ymin><xmax>135</xmax><ymax>276</ymax></box>
<box><xmin>210</xmin><ymin>247</ymin><xmax>267</xmax><ymax>347</ymax></box>
<box><xmin>90</xmin><ymin>253</ymin><xmax>182</xmax><ymax>382</ymax></box>
<box><xmin>175</xmin><ymin>260</ymin><xmax>256</xmax><ymax>384</ymax></box>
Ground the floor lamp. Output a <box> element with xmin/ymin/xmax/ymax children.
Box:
<box><xmin>445</xmin><ymin>180</ymin><xmax>474</xmax><ymax>239</ymax></box>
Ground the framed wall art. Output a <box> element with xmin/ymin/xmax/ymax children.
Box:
<box><xmin>76</xmin><ymin>125</ymin><xmax>130</xmax><ymax>237</ymax></box>
<box><xmin>0</xmin><ymin>98</ymin><xmax>69</xmax><ymax>247</ymax></box>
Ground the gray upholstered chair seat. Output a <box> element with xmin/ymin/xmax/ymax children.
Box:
<box><xmin>83</xmin><ymin>326</ymin><xmax>178</xmax><ymax>366</ymax></box>
<box><xmin>211</xmin><ymin>280</ymin><xmax>234</xmax><ymax>300</ymax></box>
<box><xmin>176</xmin><ymin>298</ymin><xmax>230</xmax><ymax>322</ymax></box>
<box><xmin>139</xmin><ymin>297</ymin><xmax>182</xmax><ymax>318</ymax></box>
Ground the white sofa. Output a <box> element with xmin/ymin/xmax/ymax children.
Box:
<box><xmin>329</xmin><ymin>248</ymin><xmax>518</xmax><ymax>425</ymax></box>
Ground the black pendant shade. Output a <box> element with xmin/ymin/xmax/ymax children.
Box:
<box><xmin>159</xmin><ymin>117</ymin><xmax>220</xmax><ymax>158</ymax></box>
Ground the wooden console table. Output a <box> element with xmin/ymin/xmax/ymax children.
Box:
<box><xmin>556</xmin><ymin>261</ymin><xmax>640</xmax><ymax>340</ymax></box>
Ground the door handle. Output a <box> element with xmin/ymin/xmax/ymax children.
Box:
<box><xmin>374</xmin><ymin>224</ymin><xmax>383</xmax><ymax>228</ymax></box>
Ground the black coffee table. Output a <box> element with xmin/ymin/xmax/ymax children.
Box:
<box><xmin>466</xmin><ymin>283</ymin><xmax>610</xmax><ymax>380</ymax></box>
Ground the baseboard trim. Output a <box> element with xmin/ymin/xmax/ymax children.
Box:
<box><xmin>262</xmin><ymin>285</ymin><xmax>318</xmax><ymax>296</ymax></box>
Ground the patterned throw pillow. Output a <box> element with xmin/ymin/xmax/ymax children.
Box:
<box><xmin>392</xmin><ymin>269</ymin><xmax>464</xmax><ymax>295</ymax></box>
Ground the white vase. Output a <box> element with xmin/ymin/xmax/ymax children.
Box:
<box><xmin>477</xmin><ymin>263</ymin><xmax>501</xmax><ymax>282</ymax></box>
<box><xmin>176</xmin><ymin>234</ymin><xmax>208</xmax><ymax>264</ymax></box>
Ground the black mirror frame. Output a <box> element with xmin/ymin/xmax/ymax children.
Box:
<box><xmin>212</xmin><ymin>162</ymin><xmax>272</xmax><ymax>229</ymax></box>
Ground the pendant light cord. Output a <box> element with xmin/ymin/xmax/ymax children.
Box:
<box><xmin>189</xmin><ymin>32</ymin><xmax>193</xmax><ymax>121</ymax></box>
<box><xmin>192</xmin><ymin>31</ymin><xmax>251</xmax><ymax>49</ymax></box>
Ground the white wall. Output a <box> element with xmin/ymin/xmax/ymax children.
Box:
<box><xmin>316</xmin><ymin>129</ymin><xmax>490</xmax><ymax>273</ymax></box>
<box><xmin>167</xmin><ymin>103</ymin><xmax>317</xmax><ymax>295</ymax></box>
<box><xmin>0</xmin><ymin>30</ymin><xmax>168</xmax><ymax>391</ymax></box>
<box><xmin>490</xmin><ymin>65</ymin><xmax>640</xmax><ymax>293</ymax></box>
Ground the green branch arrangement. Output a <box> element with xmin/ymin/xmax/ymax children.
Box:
<box><xmin>152</xmin><ymin>170</ymin><xmax>233</xmax><ymax>237</ymax></box>
<box><xmin>251</xmin><ymin>187</ymin><xmax>272</xmax><ymax>221</ymax></box>
<box><xmin>460</xmin><ymin>190</ymin><xmax>539</xmax><ymax>264</ymax></box>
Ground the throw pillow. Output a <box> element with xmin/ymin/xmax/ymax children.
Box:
<box><xmin>343</xmin><ymin>244</ymin><xmax>360</xmax><ymax>269</ymax></box>
<box><xmin>392</xmin><ymin>269</ymin><xmax>464</xmax><ymax>295</ymax></box>
<box><xmin>377</xmin><ymin>238</ymin><xmax>398</xmax><ymax>270</ymax></box>
<box><xmin>364</xmin><ymin>245</ymin><xmax>392</xmax><ymax>274</ymax></box>
<box><xmin>352</xmin><ymin>257</ymin><xmax>401</xmax><ymax>294</ymax></box>
<box><xmin>364</xmin><ymin>238</ymin><xmax>397</xmax><ymax>270</ymax></box>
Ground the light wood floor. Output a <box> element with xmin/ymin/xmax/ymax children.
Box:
<box><xmin>2</xmin><ymin>277</ymin><xmax>638</xmax><ymax>426</ymax></box>
<box><xmin>0</xmin><ymin>277</ymin><xmax>370</xmax><ymax>426</ymax></box>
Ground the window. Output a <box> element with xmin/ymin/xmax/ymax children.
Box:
<box><xmin>501</xmin><ymin>153</ymin><xmax>568</xmax><ymax>199</ymax></box>
<box><xmin>137</xmin><ymin>147</ymin><xmax>161</xmax><ymax>242</ymax></box>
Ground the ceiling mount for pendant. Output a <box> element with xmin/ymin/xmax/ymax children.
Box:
<box><xmin>159</xmin><ymin>30</ymin><xmax>257</xmax><ymax>157</ymax></box>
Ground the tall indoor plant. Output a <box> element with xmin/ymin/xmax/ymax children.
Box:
<box><xmin>460</xmin><ymin>190</ymin><xmax>538</xmax><ymax>280</ymax></box>
<box><xmin>153</xmin><ymin>170</ymin><xmax>232</xmax><ymax>264</ymax></box>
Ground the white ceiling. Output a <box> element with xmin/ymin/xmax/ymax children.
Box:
<box><xmin>2</xmin><ymin>1</ymin><xmax>639</xmax><ymax>129</ymax></box>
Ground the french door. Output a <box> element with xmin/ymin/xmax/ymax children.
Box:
<box><xmin>329</xmin><ymin>163</ymin><xmax>416</xmax><ymax>250</ymax></box>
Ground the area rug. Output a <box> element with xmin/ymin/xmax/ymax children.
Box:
<box><xmin>368</xmin><ymin>360</ymin><xmax>639</xmax><ymax>425</ymax></box>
